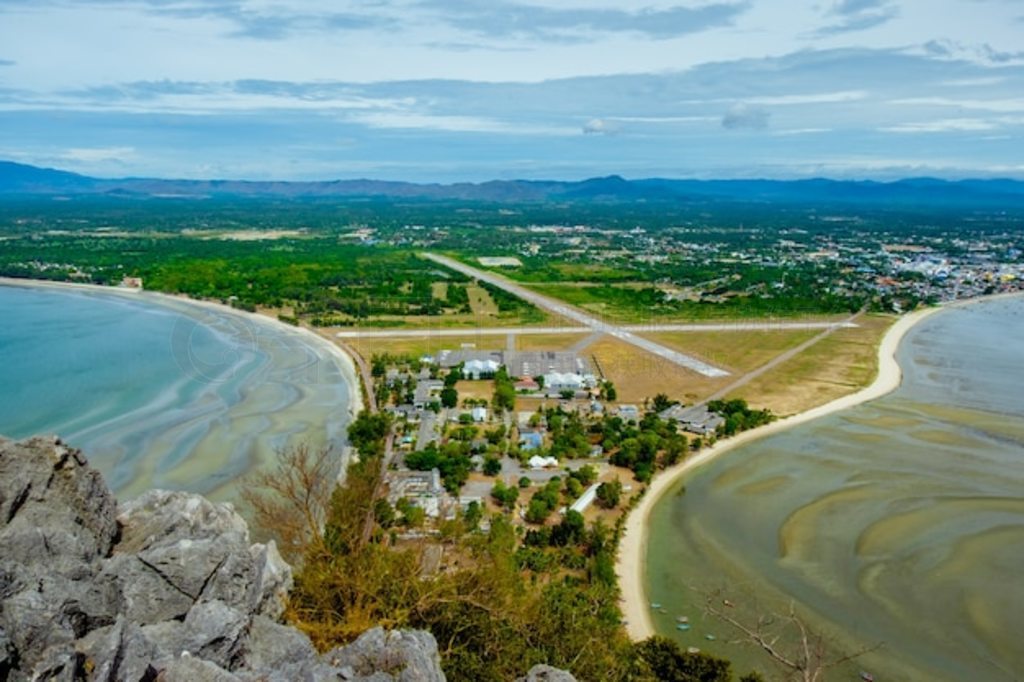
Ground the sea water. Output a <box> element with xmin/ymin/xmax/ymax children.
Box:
<box><xmin>645</xmin><ymin>296</ymin><xmax>1024</xmax><ymax>680</ymax></box>
<box><xmin>0</xmin><ymin>284</ymin><xmax>356</xmax><ymax>502</ymax></box>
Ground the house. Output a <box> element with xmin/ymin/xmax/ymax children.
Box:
<box><xmin>543</xmin><ymin>372</ymin><xmax>585</xmax><ymax>391</ymax></box>
<box><xmin>660</xmin><ymin>404</ymin><xmax>725</xmax><ymax>435</ymax></box>
<box><xmin>438</xmin><ymin>349</ymin><xmax>504</xmax><ymax>372</ymax></box>
<box><xmin>387</xmin><ymin>469</ymin><xmax>446</xmax><ymax>518</ymax></box>
<box><xmin>519</xmin><ymin>431</ymin><xmax>544</xmax><ymax>452</ymax></box>
<box><xmin>514</xmin><ymin>377</ymin><xmax>540</xmax><ymax>393</ymax></box>
<box><xmin>413</xmin><ymin>379</ymin><xmax>445</xmax><ymax>409</ymax></box>
<box><xmin>616</xmin><ymin>404</ymin><xmax>640</xmax><ymax>422</ymax></box>
<box><xmin>528</xmin><ymin>455</ymin><xmax>559</xmax><ymax>469</ymax></box>
<box><xmin>471</xmin><ymin>406</ymin><xmax>488</xmax><ymax>423</ymax></box>
<box><xmin>464</xmin><ymin>358</ymin><xmax>500</xmax><ymax>380</ymax></box>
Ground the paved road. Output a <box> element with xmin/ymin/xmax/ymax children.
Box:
<box><xmin>335</xmin><ymin>320</ymin><xmax>856</xmax><ymax>339</ymax></box>
<box><xmin>422</xmin><ymin>253</ymin><xmax>732</xmax><ymax>378</ymax></box>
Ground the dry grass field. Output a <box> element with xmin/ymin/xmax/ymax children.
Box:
<box><xmin>731</xmin><ymin>313</ymin><xmax>896</xmax><ymax>415</ymax></box>
<box><xmin>644</xmin><ymin>328</ymin><xmax>820</xmax><ymax>375</ymax></box>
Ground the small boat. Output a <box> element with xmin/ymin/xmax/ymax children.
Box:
<box><xmin>676</xmin><ymin>623</ymin><xmax>691</xmax><ymax>631</ymax></box>
<box><xmin>859</xmin><ymin>673</ymin><xmax>875</xmax><ymax>682</ymax></box>
<box><xmin>659</xmin><ymin>608</ymin><xmax>668</xmax><ymax>615</ymax></box>
<box><xmin>650</xmin><ymin>603</ymin><xmax>662</xmax><ymax>609</ymax></box>
<box><xmin>676</xmin><ymin>615</ymin><xmax>689</xmax><ymax>624</ymax></box>
<box><xmin>722</xmin><ymin>599</ymin><xmax>735</xmax><ymax>608</ymax></box>
<box><xmin>705</xmin><ymin>634</ymin><xmax>716</xmax><ymax>641</ymax></box>
<box><xmin>686</xmin><ymin>647</ymin><xmax>701</xmax><ymax>654</ymax></box>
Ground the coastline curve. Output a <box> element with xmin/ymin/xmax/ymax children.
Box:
<box><xmin>614</xmin><ymin>304</ymin><xmax>941</xmax><ymax>641</ymax></box>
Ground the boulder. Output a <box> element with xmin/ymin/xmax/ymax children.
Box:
<box><xmin>324</xmin><ymin>627</ymin><xmax>446</xmax><ymax>682</ymax></box>
<box><xmin>517</xmin><ymin>664</ymin><xmax>579</xmax><ymax>682</ymax></box>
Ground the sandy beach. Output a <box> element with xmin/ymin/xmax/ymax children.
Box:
<box><xmin>614</xmin><ymin>305</ymin><xmax>941</xmax><ymax>641</ymax></box>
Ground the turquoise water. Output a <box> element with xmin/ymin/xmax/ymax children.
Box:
<box><xmin>646</xmin><ymin>297</ymin><xmax>1024</xmax><ymax>681</ymax></box>
<box><xmin>0</xmin><ymin>284</ymin><xmax>356</xmax><ymax>501</ymax></box>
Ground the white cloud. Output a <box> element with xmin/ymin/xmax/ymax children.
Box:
<box><xmin>582</xmin><ymin>118</ymin><xmax>620</xmax><ymax>135</ymax></box>
<box><xmin>348</xmin><ymin>111</ymin><xmax>576</xmax><ymax>136</ymax></box>
<box><xmin>746</xmin><ymin>90</ymin><xmax>868</xmax><ymax>105</ymax></box>
<box><xmin>61</xmin><ymin>146</ymin><xmax>136</xmax><ymax>163</ymax></box>
<box><xmin>891</xmin><ymin>97</ymin><xmax>1024</xmax><ymax>113</ymax></box>
<box><xmin>772</xmin><ymin>128</ymin><xmax>833</xmax><ymax>136</ymax></box>
<box><xmin>721</xmin><ymin>103</ymin><xmax>770</xmax><ymax>130</ymax></box>
<box><xmin>881</xmin><ymin>118</ymin><xmax>998</xmax><ymax>133</ymax></box>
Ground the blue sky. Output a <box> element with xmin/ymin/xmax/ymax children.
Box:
<box><xmin>0</xmin><ymin>0</ymin><xmax>1022</xmax><ymax>181</ymax></box>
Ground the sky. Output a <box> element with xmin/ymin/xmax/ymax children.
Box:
<box><xmin>0</xmin><ymin>0</ymin><xmax>1023</xmax><ymax>181</ymax></box>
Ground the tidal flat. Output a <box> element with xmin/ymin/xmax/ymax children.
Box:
<box><xmin>0</xmin><ymin>282</ymin><xmax>359</xmax><ymax>503</ymax></box>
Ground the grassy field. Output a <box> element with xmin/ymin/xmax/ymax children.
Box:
<box><xmin>588</xmin><ymin>315</ymin><xmax>894</xmax><ymax>410</ymax></box>
<box><xmin>514</xmin><ymin>333</ymin><xmax>590</xmax><ymax>352</ymax></box>
<box><xmin>343</xmin><ymin>334</ymin><xmax>506</xmax><ymax>361</ymax></box>
<box><xmin>430</xmin><ymin>281</ymin><xmax>448</xmax><ymax>301</ymax></box>
<box><xmin>454</xmin><ymin>380</ymin><xmax>496</xmax><ymax>403</ymax></box>
<box><xmin>335</xmin><ymin>308</ymin><xmax>554</xmax><ymax>330</ymax></box>
<box><xmin>644</xmin><ymin>328</ymin><xmax>820</xmax><ymax>375</ymax></box>
<box><xmin>731</xmin><ymin>313</ymin><xmax>897</xmax><ymax>415</ymax></box>
<box><xmin>466</xmin><ymin>283</ymin><xmax>500</xmax><ymax>316</ymax></box>
<box><xmin>588</xmin><ymin>337</ymin><xmax>732</xmax><ymax>405</ymax></box>
<box><xmin>528</xmin><ymin>283</ymin><xmax>855</xmax><ymax>324</ymax></box>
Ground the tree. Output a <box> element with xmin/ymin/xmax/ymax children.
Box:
<box><xmin>602</xmin><ymin>381</ymin><xmax>617</xmax><ymax>402</ymax></box>
<box><xmin>348</xmin><ymin>411</ymin><xmax>392</xmax><ymax>457</ymax></box>
<box><xmin>595</xmin><ymin>479</ymin><xmax>623</xmax><ymax>509</ymax></box>
<box><xmin>440</xmin><ymin>385</ymin><xmax>459</xmax><ymax>408</ymax></box>
<box><xmin>564</xmin><ymin>477</ymin><xmax>583</xmax><ymax>499</ymax></box>
<box><xmin>463</xmin><ymin>500</ymin><xmax>482</xmax><ymax>531</ymax></box>
<box><xmin>483</xmin><ymin>456</ymin><xmax>502</xmax><ymax>476</ymax></box>
<box><xmin>560</xmin><ymin>389</ymin><xmax>575</xmax><ymax>400</ymax></box>
<box><xmin>635</xmin><ymin>636</ymin><xmax>732</xmax><ymax>682</ymax></box>
<box><xmin>525</xmin><ymin>498</ymin><xmax>552</xmax><ymax>524</ymax></box>
<box><xmin>651</xmin><ymin>393</ymin><xmax>677</xmax><ymax>413</ymax></box>
<box><xmin>491</xmin><ymin>481</ymin><xmax>519</xmax><ymax>511</ymax></box>
<box><xmin>241</xmin><ymin>442</ymin><xmax>335</xmax><ymax>562</ymax></box>
<box><xmin>702</xmin><ymin>594</ymin><xmax>882</xmax><ymax>682</ymax></box>
<box><xmin>573</xmin><ymin>464</ymin><xmax>598</xmax><ymax>486</ymax></box>
<box><xmin>373</xmin><ymin>499</ymin><xmax>396</xmax><ymax>529</ymax></box>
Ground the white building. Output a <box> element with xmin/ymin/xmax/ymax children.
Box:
<box><xmin>464</xmin><ymin>358</ymin><xmax>501</xmax><ymax>379</ymax></box>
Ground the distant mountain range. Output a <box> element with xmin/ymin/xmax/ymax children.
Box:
<box><xmin>2</xmin><ymin>160</ymin><xmax>1023</xmax><ymax>207</ymax></box>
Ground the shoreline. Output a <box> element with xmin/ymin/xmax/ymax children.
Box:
<box><xmin>614</xmin><ymin>304</ymin><xmax>941</xmax><ymax>641</ymax></box>
<box><xmin>0</xmin><ymin>276</ymin><xmax>364</xmax><ymax>422</ymax></box>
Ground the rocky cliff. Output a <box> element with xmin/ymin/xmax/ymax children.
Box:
<box><xmin>0</xmin><ymin>436</ymin><xmax>460</xmax><ymax>682</ymax></box>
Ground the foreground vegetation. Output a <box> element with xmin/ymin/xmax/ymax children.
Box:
<box><xmin>244</xmin><ymin>414</ymin><xmax>770</xmax><ymax>681</ymax></box>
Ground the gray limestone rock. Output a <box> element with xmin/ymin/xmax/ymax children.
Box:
<box><xmin>0</xmin><ymin>435</ymin><xmax>506</xmax><ymax>682</ymax></box>
<box><xmin>517</xmin><ymin>664</ymin><xmax>579</xmax><ymax>682</ymax></box>
<box><xmin>324</xmin><ymin>627</ymin><xmax>446</xmax><ymax>682</ymax></box>
<box><xmin>0</xmin><ymin>436</ymin><xmax>119</xmax><ymax>569</ymax></box>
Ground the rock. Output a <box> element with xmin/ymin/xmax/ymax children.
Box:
<box><xmin>0</xmin><ymin>435</ymin><xmax>456</xmax><ymax>682</ymax></box>
<box><xmin>156</xmin><ymin>655</ymin><xmax>243</xmax><ymax>682</ymax></box>
<box><xmin>517</xmin><ymin>664</ymin><xmax>579</xmax><ymax>682</ymax></box>
<box><xmin>248</xmin><ymin>541</ymin><xmax>292</xmax><ymax>619</ymax></box>
<box><xmin>141</xmin><ymin>601</ymin><xmax>250</xmax><ymax>670</ymax></box>
<box><xmin>76</xmin><ymin>617</ymin><xmax>160</xmax><ymax>682</ymax></box>
<box><xmin>0</xmin><ymin>435</ymin><xmax>119</xmax><ymax>570</ymax></box>
<box><xmin>324</xmin><ymin>627</ymin><xmax>446</xmax><ymax>682</ymax></box>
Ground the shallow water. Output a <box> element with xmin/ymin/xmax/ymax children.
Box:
<box><xmin>646</xmin><ymin>297</ymin><xmax>1024</xmax><ymax>681</ymax></box>
<box><xmin>0</xmin><ymin>285</ymin><xmax>356</xmax><ymax>502</ymax></box>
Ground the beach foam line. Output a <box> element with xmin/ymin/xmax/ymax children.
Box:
<box><xmin>614</xmin><ymin>305</ymin><xmax>941</xmax><ymax>642</ymax></box>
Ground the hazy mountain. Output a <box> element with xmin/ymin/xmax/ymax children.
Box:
<box><xmin>1</xmin><ymin>161</ymin><xmax>1022</xmax><ymax>208</ymax></box>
